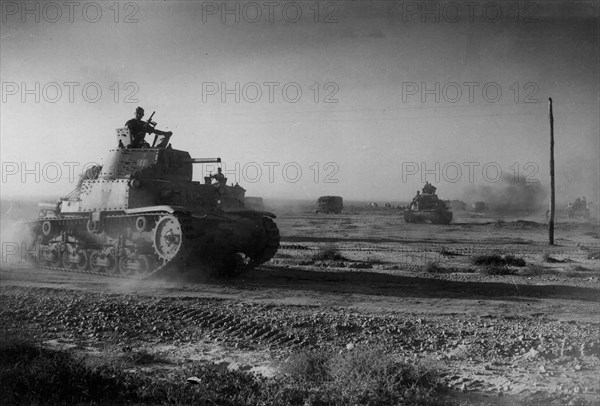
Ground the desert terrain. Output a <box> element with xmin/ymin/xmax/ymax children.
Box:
<box><xmin>1</xmin><ymin>200</ymin><xmax>599</xmax><ymax>405</ymax></box>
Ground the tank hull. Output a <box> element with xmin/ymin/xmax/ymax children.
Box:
<box><xmin>567</xmin><ymin>207</ymin><xmax>590</xmax><ymax>219</ymax></box>
<box><xmin>403</xmin><ymin>209</ymin><xmax>453</xmax><ymax>225</ymax></box>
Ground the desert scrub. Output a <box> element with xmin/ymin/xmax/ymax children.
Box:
<box><xmin>516</xmin><ymin>263</ymin><xmax>546</xmax><ymax>276</ymax></box>
<box><xmin>312</xmin><ymin>244</ymin><xmax>347</xmax><ymax>261</ymax></box>
<box><xmin>479</xmin><ymin>264</ymin><xmax>516</xmax><ymax>275</ymax></box>
<box><xmin>425</xmin><ymin>261</ymin><xmax>444</xmax><ymax>273</ymax></box>
<box><xmin>0</xmin><ymin>338</ymin><xmax>453</xmax><ymax>406</ymax></box>
<box><xmin>472</xmin><ymin>254</ymin><xmax>506</xmax><ymax>266</ymax></box>
<box><xmin>504</xmin><ymin>255</ymin><xmax>526</xmax><ymax>267</ymax></box>
<box><xmin>473</xmin><ymin>254</ymin><xmax>526</xmax><ymax>268</ymax></box>
<box><xmin>280</xmin><ymin>344</ymin><xmax>450</xmax><ymax>406</ymax></box>
<box><xmin>0</xmin><ymin>339</ymin><xmax>143</xmax><ymax>405</ymax></box>
<box><xmin>439</xmin><ymin>247</ymin><xmax>460</xmax><ymax>257</ymax></box>
<box><xmin>119</xmin><ymin>348</ymin><xmax>167</xmax><ymax>365</ymax></box>
<box><xmin>280</xmin><ymin>349</ymin><xmax>330</xmax><ymax>385</ymax></box>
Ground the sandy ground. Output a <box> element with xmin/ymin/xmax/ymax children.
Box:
<box><xmin>1</xmin><ymin>205</ymin><xmax>599</xmax><ymax>405</ymax></box>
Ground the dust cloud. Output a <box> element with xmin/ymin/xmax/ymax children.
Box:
<box><xmin>463</xmin><ymin>175</ymin><xmax>548</xmax><ymax>213</ymax></box>
<box><xmin>1</xmin><ymin>198</ymin><xmax>40</xmax><ymax>266</ymax></box>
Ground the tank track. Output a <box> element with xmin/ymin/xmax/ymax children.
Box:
<box><xmin>24</xmin><ymin>211</ymin><xmax>280</xmax><ymax>279</ymax></box>
<box><xmin>24</xmin><ymin>212</ymin><xmax>194</xmax><ymax>280</ymax></box>
<box><xmin>404</xmin><ymin>209</ymin><xmax>453</xmax><ymax>225</ymax></box>
<box><xmin>254</xmin><ymin>217</ymin><xmax>280</xmax><ymax>264</ymax></box>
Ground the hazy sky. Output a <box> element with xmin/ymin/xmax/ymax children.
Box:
<box><xmin>1</xmin><ymin>0</ymin><xmax>598</xmax><ymax>203</ymax></box>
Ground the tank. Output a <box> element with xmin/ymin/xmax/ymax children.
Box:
<box><xmin>315</xmin><ymin>196</ymin><xmax>343</xmax><ymax>214</ymax></box>
<box><xmin>471</xmin><ymin>201</ymin><xmax>488</xmax><ymax>212</ymax></box>
<box><xmin>404</xmin><ymin>190</ymin><xmax>453</xmax><ymax>225</ymax></box>
<box><xmin>23</xmin><ymin>121</ymin><xmax>280</xmax><ymax>278</ymax></box>
<box><xmin>567</xmin><ymin>198</ymin><xmax>590</xmax><ymax>219</ymax></box>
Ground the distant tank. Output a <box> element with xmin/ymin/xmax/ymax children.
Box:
<box><xmin>567</xmin><ymin>198</ymin><xmax>590</xmax><ymax>219</ymax></box>
<box><xmin>404</xmin><ymin>184</ymin><xmax>452</xmax><ymax>225</ymax></box>
<box><xmin>315</xmin><ymin>196</ymin><xmax>343</xmax><ymax>214</ymax></box>
<box><xmin>23</xmin><ymin>115</ymin><xmax>280</xmax><ymax>278</ymax></box>
<box><xmin>471</xmin><ymin>201</ymin><xmax>488</xmax><ymax>212</ymax></box>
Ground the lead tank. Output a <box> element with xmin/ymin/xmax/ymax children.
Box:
<box><xmin>24</xmin><ymin>120</ymin><xmax>280</xmax><ymax>278</ymax></box>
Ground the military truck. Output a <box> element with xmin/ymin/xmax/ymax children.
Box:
<box><xmin>315</xmin><ymin>196</ymin><xmax>343</xmax><ymax>214</ymax></box>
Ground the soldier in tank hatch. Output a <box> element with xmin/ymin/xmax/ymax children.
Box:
<box><xmin>211</xmin><ymin>167</ymin><xmax>226</xmax><ymax>186</ymax></box>
<box><xmin>125</xmin><ymin>107</ymin><xmax>172</xmax><ymax>148</ymax></box>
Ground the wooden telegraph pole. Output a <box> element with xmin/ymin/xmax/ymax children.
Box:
<box><xmin>548</xmin><ymin>98</ymin><xmax>555</xmax><ymax>245</ymax></box>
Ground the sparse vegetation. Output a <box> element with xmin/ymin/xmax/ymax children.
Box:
<box><xmin>516</xmin><ymin>263</ymin><xmax>599</xmax><ymax>278</ymax></box>
<box><xmin>0</xmin><ymin>338</ymin><xmax>141</xmax><ymax>405</ymax></box>
<box><xmin>479</xmin><ymin>265</ymin><xmax>515</xmax><ymax>276</ymax></box>
<box><xmin>565</xmin><ymin>265</ymin><xmax>596</xmax><ymax>278</ymax></box>
<box><xmin>119</xmin><ymin>348</ymin><xmax>166</xmax><ymax>365</ymax></box>
<box><xmin>473</xmin><ymin>254</ymin><xmax>505</xmax><ymax>266</ymax></box>
<box><xmin>542</xmin><ymin>253</ymin><xmax>565</xmax><ymax>263</ymax></box>
<box><xmin>280</xmin><ymin>345</ymin><xmax>449</xmax><ymax>406</ymax></box>
<box><xmin>516</xmin><ymin>264</ymin><xmax>546</xmax><ymax>276</ymax></box>
<box><xmin>439</xmin><ymin>247</ymin><xmax>460</xmax><ymax>257</ymax></box>
<box><xmin>473</xmin><ymin>254</ymin><xmax>526</xmax><ymax>268</ymax></box>
<box><xmin>504</xmin><ymin>255</ymin><xmax>526</xmax><ymax>267</ymax></box>
<box><xmin>312</xmin><ymin>244</ymin><xmax>347</xmax><ymax>261</ymax></box>
<box><xmin>425</xmin><ymin>261</ymin><xmax>444</xmax><ymax>273</ymax></box>
<box><xmin>0</xmin><ymin>338</ymin><xmax>450</xmax><ymax>406</ymax></box>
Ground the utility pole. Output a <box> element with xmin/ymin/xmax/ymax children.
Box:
<box><xmin>548</xmin><ymin>98</ymin><xmax>555</xmax><ymax>245</ymax></box>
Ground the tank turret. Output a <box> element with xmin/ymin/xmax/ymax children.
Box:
<box><xmin>25</xmin><ymin>115</ymin><xmax>280</xmax><ymax>277</ymax></box>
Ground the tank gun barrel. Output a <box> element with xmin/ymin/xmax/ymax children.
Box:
<box><xmin>188</xmin><ymin>158</ymin><xmax>221</xmax><ymax>164</ymax></box>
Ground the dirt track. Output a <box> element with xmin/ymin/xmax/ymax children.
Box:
<box><xmin>1</xmin><ymin>208</ymin><xmax>599</xmax><ymax>405</ymax></box>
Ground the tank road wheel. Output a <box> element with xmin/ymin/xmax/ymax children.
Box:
<box><xmin>89</xmin><ymin>252</ymin><xmax>117</xmax><ymax>274</ymax></box>
<box><xmin>42</xmin><ymin>245</ymin><xmax>61</xmax><ymax>267</ymax></box>
<box><xmin>135</xmin><ymin>216</ymin><xmax>152</xmax><ymax>232</ymax></box>
<box><xmin>135</xmin><ymin>255</ymin><xmax>153</xmax><ymax>277</ymax></box>
<box><xmin>89</xmin><ymin>252</ymin><xmax>102</xmax><ymax>272</ymax></box>
<box><xmin>153</xmin><ymin>215</ymin><xmax>184</xmax><ymax>262</ymax></box>
<box><xmin>75</xmin><ymin>250</ymin><xmax>88</xmax><ymax>271</ymax></box>
<box><xmin>61</xmin><ymin>251</ymin><xmax>75</xmax><ymax>270</ymax></box>
<box><xmin>119</xmin><ymin>256</ymin><xmax>134</xmax><ymax>276</ymax></box>
<box><xmin>119</xmin><ymin>255</ymin><xmax>152</xmax><ymax>277</ymax></box>
<box><xmin>105</xmin><ymin>255</ymin><xmax>118</xmax><ymax>274</ymax></box>
<box><xmin>42</xmin><ymin>221</ymin><xmax>52</xmax><ymax>237</ymax></box>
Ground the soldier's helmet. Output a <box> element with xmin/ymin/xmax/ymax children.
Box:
<box><xmin>136</xmin><ymin>106</ymin><xmax>145</xmax><ymax>115</ymax></box>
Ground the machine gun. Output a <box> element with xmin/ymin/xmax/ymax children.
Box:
<box><xmin>147</xmin><ymin>111</ymin><xmax>172</xmax><ymax>148</ymax></box>
<box><xmin>146</xmin><ymin>111</ymin><xmax>157</xmax><ymax>130</ymax></box>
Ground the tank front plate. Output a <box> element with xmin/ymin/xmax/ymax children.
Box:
<box><xmin>79</xmin><ymin>179</ymin><xmax>130</xmax><ymax>211</ymax></box>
